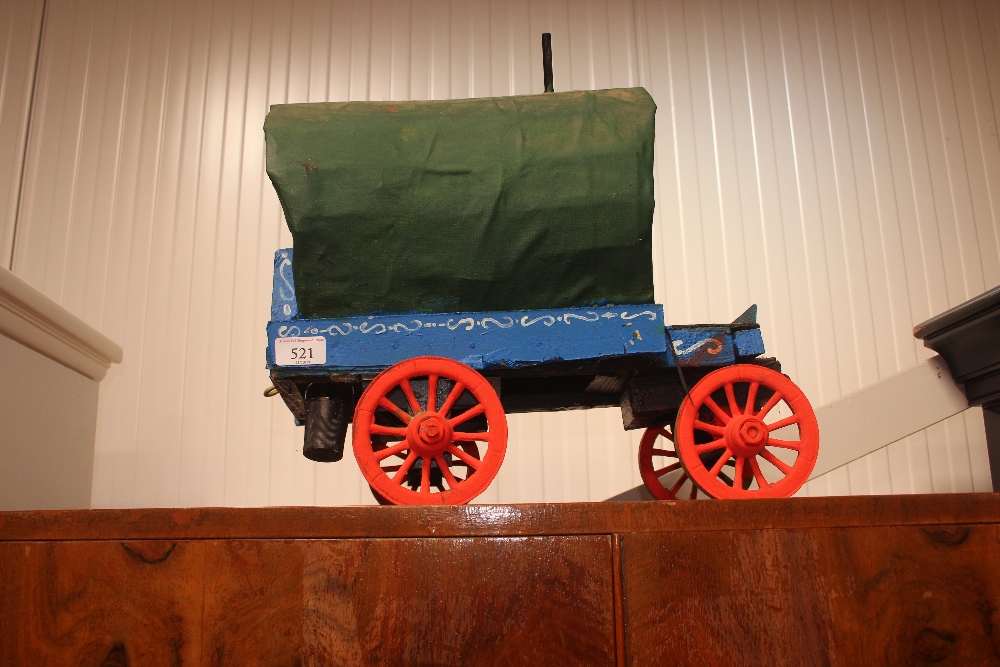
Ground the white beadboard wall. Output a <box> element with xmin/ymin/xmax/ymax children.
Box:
<box><xmin>0</xmin><ymin>0</ymin><xmax>45</xmax><ymax>268</ymax></box>
<box><xmin>4</xmin><ymin>0</ymin><xmax>998</xmax><ymax>508</ymax></box>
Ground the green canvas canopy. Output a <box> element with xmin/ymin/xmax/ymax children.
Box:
<box><xmin>265</xmin><ymin>87</ymin><xmax>656</xmax><ymax>318</ymax></box>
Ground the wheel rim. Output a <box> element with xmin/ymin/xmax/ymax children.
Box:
<box><xmin>353</xmin><ymin>357</ymin><xmax>507</xmax><ymax>505</ymax></box>
<box><xmin>638</xmin><ymin>426</ymin><xmax>706</xmax><ymax>500</ymax></box>
<box><xmin>675</xmin><ymin>364</ymin><xmax>819</xmax><ymax>499</ymax></box>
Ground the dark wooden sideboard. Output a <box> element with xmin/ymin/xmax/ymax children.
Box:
<box><xmin>2</xmin><ymin>495</ymin><xmax>1000</xmax><ymax>666</ymax></box>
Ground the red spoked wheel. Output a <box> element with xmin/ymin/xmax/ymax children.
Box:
<box><xmin>675</xmin><ymin>364</ymin><xmax>819</xmax><ymax>499</ymax></box>
<box><xmin>638</xmin><ymin>425</ymin><xmax>708</xmax><ymax>500</ymax></box>
<box><xmin>353</xmin><ymin>356</ymin><xmax>507</xmax><ymax>505</ymax></box>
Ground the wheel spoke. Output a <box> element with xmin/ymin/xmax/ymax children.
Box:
<box><xmin>427</xmin><ymin>374</ymin><xmax>438</xmax><ymax>413</ymax></box>
<box><xmin>760</xmin><ymin>448</ymin><xmax>793</xmax><ymax>476</ymax></box>
<box><xmin>756</xmin><ymin>391</ymin><xmax>783</xmax><ymax>419</ymax></box>
<box><xmin>420</xmin><ymin>456</ymin><xmax>431</xmax><ymax>494</ymax></box>
<box><xmin>688</xmin><ymin>483</ymin><xmax>698</xmax><ymax>500</ymax></box>
<box><xmin>658</xmin><ymin>428</ymin><xmax>674</xmax><ymax>441</ymax></box>
<box><xmin>452</xmin><ymin>431</ymin><xmax>491</xmax><ymax>442</ymax></box>
<box><xmin>749</xmin><ymin>456</ymin><xmax>769</xmax><ymax>488</ymax></box>
<box><xmin>694</xmin><ymin>438</ymin><xmax>726</xmax><ymax>453</ymax></box>
<box><xmin>703</xmin><ymin>395</ymin><xmax>731</xmax><ymax>424</ymax></box>
<box><xmin>733</xmin><ymin>456</ymin><xmax>744</xmax><ymax>488</ymax></box>
<box><xmin>452</xmin><ymin>446</ymin><xmax>477</xmax><ymax>467</ymax></box>
<box><xmin>766</xmin><ymin>415</ymin><xmax>800</xmax><ymax>432</ymax></box>
<box><xmin>370</xmin><ymin>425</ymin><xmax>407</xmax><ymax>439</ymax></box>
<box><xmin>744</xmin><ymin>381</ymin><xmax>759</xmax><ymax>415</ymax></box>
<box><xmin>447</xmin><ymin>444</ymin><xmax>482</xmax><ymax>470</ymax></box>
<box><xmin>439</xmin><ymin>381</ymin><xmax>466</xmax><ymax>415</ymax></box>
<box><xmin>392</xmin><ymin>451</ymin><xmax>418</xmax><ymax>484</ymax></box>
<box><xmin>654</xmin><ymin>462</ymin><xmax>683</xmax><ymax>477</ymax></box>
<box><xmin>436</xmin><ymin>455</ymin><xmax>460</xmax><ymax>489</ymax></box>
<box><xmin>651</xmin><ymin>448</ymin><xmax>677</xmax><ymax>457</ymax></box>
<box><xmin>708</xmin><ymin>449</ymin><xmax>733</xmax><ymax>476</ymax></box>
<box><xmin>449</xmin><ymin>403</ymin><xmax>486</xmax><ymax>428</ymax></box>
<box><xmin>374</xmin><ymin>441</ymin><xmax>409</xmax><ymax>462</ymax></box>
<box><xmin>768</xmin><ymin>438</ymin><xmax>801</xmax><ymax>451</ymax></box>
<box><xmin>400</xmin><ymin>380</ymin><xmax>422</xmax><ymax>415</ymax></box>
<box><xmin>693</xmin><ymin>420</ymin><xmax>725</xmax><ymax>436</ymax></box>
<box><xmin>724</xmin><ymin>382</ymin><xmax>739</xmax><ymax>417</ymax></box>
<box><xmin>669</xmin><ymin>473</ymin><xmax>687</xmax><ymax>496</ymax></box>
<box><xmin>378</xmin><ymin>397</ymin><xmax>412</xmax><ymax>425</ymax></box>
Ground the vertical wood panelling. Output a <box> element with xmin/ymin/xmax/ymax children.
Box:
<box><xmin>9</xmin><ymin>0</ymin><xmax>998</xmax><ymax>508</ymax></box>
<box><xmin>0</xmin><ymin>0</ymin><xmax>44</xmax><ymax>269</ymax></box>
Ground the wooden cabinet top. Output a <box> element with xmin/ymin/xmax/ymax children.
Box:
<box><xmin>2</xmin><ymin>493</ymin><xmax>998</xmax><ymax>541</ymax></box>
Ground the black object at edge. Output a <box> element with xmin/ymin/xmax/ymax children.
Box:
<box><xmin>542</xmin><ymin>33</ymin><xmax>554</xmax><ymax>93</ymax></box>
<box><xmin>913</xmin><ymin>285</ymin><xmax>1000</xmax><ymax>492</ymax></box>
<box><xmin>732</xmin><ymin>304</ymin><xmax>758</xmax><ymax>325</ymax></box>
<box><xmin>303</xmin><ymin>384</ymin><xmax>355</xmax><ymax>462</ymax></box>
<box><xmin>913</xmin><ymin>284</ymin><xmax>1000</xmax><ymax>341</ymax></box>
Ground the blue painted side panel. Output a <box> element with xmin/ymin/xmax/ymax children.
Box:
<box><xmin>734</xmin><ymin>328</ymin><xmax>765</xmax><ymax>358</ymax></box>
<box><xmin>267</xmin><ymin>304</ymin><xmax>666</xmax><ymax>374</ymax></box>
<box><xmin>660</xmin><ymin>328</ymin><xmax>735</xmax><ymax>367</ymax></box>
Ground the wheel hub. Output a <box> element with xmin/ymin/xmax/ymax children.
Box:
<box><xmin>725</xmin><ymin>415</ymin><xmax>768</xmax><ymax>457</ymax></box>
<box><xmin>408</xmin><ymin>413</ymin><xmax>452</xmax><ymax>456</ymax></box>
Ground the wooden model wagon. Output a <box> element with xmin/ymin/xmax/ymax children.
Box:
<box><xmin>266</xmin><ymin>262</ymin><xmax>819</xmax><ymax>505</ymax></box>
<box><xmin>263</xmin><ymin>42</ymin><xmax>819</xmax><ymax>505</ymax></box>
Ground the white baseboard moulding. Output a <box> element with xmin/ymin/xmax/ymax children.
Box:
<box><xmin>0</xmin><ymin>267</ymin><xmax>122</xmax><ymax>381</ymax></box>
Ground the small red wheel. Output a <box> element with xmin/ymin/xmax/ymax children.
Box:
<box><xmin>638</xmin><ymin>425</ymin><xmax>707</xmax><ymax>500</ymax></box>
<box><xmin>353</xmin><ymin>356</ymin><xmax>508</xmax><ymax>505</ymax></box>
<box><xmin>675</xmin><ymin>364</ymin><xmax>819</xmax><ymax>499</ymax></box>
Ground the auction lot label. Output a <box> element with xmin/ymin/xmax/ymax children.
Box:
<box><xmin>275</xmin><ymin>336</ymin><xmax>326</xmax><ymax>366</ymax></box>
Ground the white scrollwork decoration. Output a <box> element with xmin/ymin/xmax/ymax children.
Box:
<box><xmin>563</xmin><ymin>311</ymin><xmax>600</xmax><ymax>323</ymax></box>
<box><xmin>388</xmin><ymin>320</ymin><xmax>423</xmax><ymax>333</ymax></box>
<box><xmin>672</xmin><ymin>338</ymin><xmax>723</xmax><ymax>355</ymax></box>
<box><xmin>520</xmin><ymin>315</ymin><xmax>556</xmax><ymax>327</ymax></box>
<box><xmin>321</xmin><ymin>323</ymin><xmax>354</xmax><ymax>336</ymax></box>
<box><xmin>278</xmin><ymin>255</ymin><xmax>295</xmax><ymax>302</ymax></box>
<box><xmin>446</xmin><ymin>318</ymin><xmax>476</xmax><ymax>331</ymax></box>
<box><xmin>480</xmin><ymin>316</ymin><xmax>515</xmax><ymax>330</ymax></box>
<box><xmin>621</xmin><ymin>310</ymin><xmax>658</xmax><ymax>321</ymax></box>
<box><xmin>277</xmin><ymin>307</ymin><xmax>660</xmax><ymax>340</ymax></box>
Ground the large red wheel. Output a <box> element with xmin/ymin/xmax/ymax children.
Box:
<box><xmin>638</xmin><ymin>426</ymin><xmax>708</xmax><ymax>500</ymax></box>
<box><xmin>675</xmin><ymin>364</ymin><xmax>819</xmax><ymax>499</ymax></box>
<box><xmin>353</xmin><ymin>356</ymin><xmax>507</xmax><ymax>505</ymax></box>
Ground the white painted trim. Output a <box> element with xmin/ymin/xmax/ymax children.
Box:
<box><xmin>0</xmin><ymin>267</ymin><xmax>122</xmax><ymax>381</ymax></box>
<box><xmin>809</xmin><ymin>355</ymin><xmax>968</xmax><ymax>479</ymax></box>
<box><xmin>606</xmin><ymin>356</ymin><xmax>970</xmax><ymax>501</ymax></box>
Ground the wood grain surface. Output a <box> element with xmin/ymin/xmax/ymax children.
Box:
<box><xmin>0</xmin><ymin>540</ymin><xmax>204</xmax><ymax>666</ymax></box>
<box><xmin>2</xmin><ymin>494</ymin><xmax>1000</xmax><ymax>541</ymax></box>
<box><xmin>621</xmin><ymin>525</ymin><xmax>1000</xmax><ymax>667</ymax></box>
<box><xmin>202</xmin><ymin>536</ymin><xmax>615</xmax><ymax>666</ymax></box>
<box><xmin>1</xmin><ymin>536</ymin><xmax>615</xmax><ymax>666</ymax></box>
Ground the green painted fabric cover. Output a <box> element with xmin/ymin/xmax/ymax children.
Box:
<box><xmin>264</xmin><ymin>88</ymin><xmax>656</xmax><ymax>318</ymax></box>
